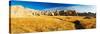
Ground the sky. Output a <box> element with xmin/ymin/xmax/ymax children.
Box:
<box><xmin>9</xmin><ymin>1</ymin><xmax>96</xmax><ymax>13</ymax></box>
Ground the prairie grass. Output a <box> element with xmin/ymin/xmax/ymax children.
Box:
<box><xmin>10</xmin><ymin>16</ymin><xmax>96</xmax><ymax>33</ymax></box>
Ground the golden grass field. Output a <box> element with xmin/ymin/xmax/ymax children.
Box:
<box><xmin>10</xmin><ymin>16</ymin><xmax>96</xmax><ymax>33</ymax></box>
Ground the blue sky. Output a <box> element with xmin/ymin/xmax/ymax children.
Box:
<box><xmin>9</xmin><ymin>1</ymin><xmax>96</xmax><ymax>13</ymax></box>
<box><xmin>9</xmin><ymin>1</ymin><xmax>84</xmax><ymax>10</ymax></box>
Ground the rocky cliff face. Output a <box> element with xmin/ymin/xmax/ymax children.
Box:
<box><xmin>10</xmin><ymin>5</ymin><xmax>96</xmax><ymax>18</ymax></box>
<box><xmin>10</xmin><ymin>5</ymin><xmax>41</xmax><ymax>18</ymax></box>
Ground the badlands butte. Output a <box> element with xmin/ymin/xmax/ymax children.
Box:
<box><xmin>10</xmin><ymin>5</ymin><xmax>96</xmax><ymax>33</ymax></box>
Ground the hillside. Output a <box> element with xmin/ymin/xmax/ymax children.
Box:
<box><xmin>10</xmin><ymin>5</ymin><xmax>96</xmax><ymax>33</ymax></box>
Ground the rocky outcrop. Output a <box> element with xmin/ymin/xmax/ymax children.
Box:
<box><xmin>10</xmin><ymin>5</ymin><xmax>96</xmax><ymax>17</ymax></box>
<box><xmin>10</xmin><ymin>5</ymin><xmax>42</xmax><ymax>17</ymax></box>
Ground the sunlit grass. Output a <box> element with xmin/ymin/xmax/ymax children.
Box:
<box><xmin>11</xmin><ymin>16</ymin><xmax>96</xmax><ymax>33</ymax></box>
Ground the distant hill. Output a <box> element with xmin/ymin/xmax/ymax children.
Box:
<box><xmin>10</xmin><ymin>5</ymin><xmax>96</xmax><ymax>18</ymax></box>
<box><xmin>10</xmin><ymin>5</ymin><xmax>41</xmax><ymax>17</ymax></box>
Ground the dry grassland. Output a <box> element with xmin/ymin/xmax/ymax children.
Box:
<box><xmin>10</xmin><ymin>16</ymin><xmax>96</xmax><ymax>33</ymax></box>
